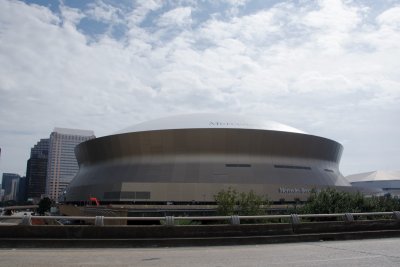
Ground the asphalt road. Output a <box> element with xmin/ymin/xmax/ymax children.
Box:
<box><xmin>1</xmin><ymin>238</ymin><xmax>400</xmax><ymax>267</ymax></box>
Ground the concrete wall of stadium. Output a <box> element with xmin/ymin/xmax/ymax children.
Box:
<box><xmin>64</xmin><ymin>128</ymin><xmax>349</xmax><ymax>203</ymax></box>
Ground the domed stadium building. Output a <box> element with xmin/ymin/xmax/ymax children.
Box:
<box><xmin>346</xmin><ymin>170</ymin><xmax>400</xmax><ymax>197</ymax></box>
<box><xmin>64</xmin><ymin>114</ymin><xmax>351</xmax><ymax>204</ymax></box>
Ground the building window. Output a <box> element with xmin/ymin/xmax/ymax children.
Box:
<box><xmin>225</xmin><ymin>164</ymin><xmax>251</xmax><ymax>167</ymax></box>
<box><xmin>104</xmin><ymin>191</ymin><xmax>120</xmax><ymax>199</ymax></box>
<box><xmin>136</xmin><ymin>192</ymin><xmax>151</xmax><ymax>199</ymax></box>
<box><xmin>120</xmin><ymin>191</ymin><xmax>135</xmax><ymax>199</ymax></box>
<box><xmin>274</xmin><ymin>165</ymin><xmax>311</xmax><ymax>170</ymax></box>
<box><xmin>104</xmin><ymin>191</ymin><xmax>151</xmax><ymax>200</ymax></box>
<box><xmin>324</xmin><ymin>169</ymin><xmax>334</xmax><ymax>173</ymax></box>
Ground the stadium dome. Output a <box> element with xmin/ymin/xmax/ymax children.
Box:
<box><xmin>117</xmin><ymin>113</ymin><xmax>306</xmax><ymax>134</ymax></box>
<box><xmin>64</xmin><ymin>113</ymin><xmax>351</xmax><ymax>204</ymax></box>
<box><xmin>346</xmin><ymin>170</ymin><xmax>400</xmax><ymax>196</ymax></box>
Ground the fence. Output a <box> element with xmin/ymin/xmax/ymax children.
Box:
<box><xmin>1</xmin><ymin>211</ymin><xmax>400</xmax><ymax>226</ymax></box>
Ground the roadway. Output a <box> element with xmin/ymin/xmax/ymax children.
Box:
<box><xmin>0</xmin><ymin>237</ymin><xmax>399</xmax><ymax>266</ymax></box>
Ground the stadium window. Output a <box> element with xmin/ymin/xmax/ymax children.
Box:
<box><xmin>274</xmin><ymin>165</ymin><xmax>311</xmax><ymax>170</ymax></box>
<box><xmin>225</xmin><ymin>164</ymin><xmax>251</xmax><ymax>167</ymax></box>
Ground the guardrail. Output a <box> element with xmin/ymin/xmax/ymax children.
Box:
<box><xmin>1</xmin><ymin>211</ymin><xmax>400</xmax><ymax>226</ymax></box>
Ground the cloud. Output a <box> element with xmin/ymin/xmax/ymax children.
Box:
<box><xmin>303</xmin><ymin>0</ymin><xmax>361</xmax><ymax>31</ymax></box>
<box><xmin>0</xmin><ymin>0</ymin><xmax>399</xmax><ymax>177</ymax></box>
<box><xmin>157</xmin><ymin>7</ymin><xmax>192</xmax><ymax>27</ymax></box>
<box><xmin>127</xmin><ymin>0</ymin><xmax>163</xmax><ymax>25</ymax></box>
<box><xmin>85</xmin><ymin>0</ymin><xmax>123</xmax><ymax>24</ymax></box>
<box><xmin>377</xmin><ymin>5</ymin><xmax>400</xmax><ymax>28</ymax></box>
<box><xmin>60</xmin><ymin>4</ymin><xmax>85</xmax><ymax>26</ymax></box>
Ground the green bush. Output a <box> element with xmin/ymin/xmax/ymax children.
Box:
<box><xmin>214</xmin><ymin>188</ymin><xmax>268</xmax><ymax>216</ymax></box>
<box><xmin>301</xmin><ymin>188</ymin><xmax>400</xmax><ymax>215</ymax></box>
<box><xmin>364</xmin><ymin>195</ymin><xmax>400</xmax><ymax>212</ymax></box>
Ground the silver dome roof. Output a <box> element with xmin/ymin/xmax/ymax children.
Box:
<box><xmin>117</xmin><ymin>113</ymin><xmax>306</xmax><ymax>134</ymax></box>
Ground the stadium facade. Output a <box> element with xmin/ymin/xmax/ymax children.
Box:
<box><xmin>346</xmin><ymin>170</ymin><xmax>400</xmax><ymax>197</ymax></box>
<box><xmin>64</xmin><ymin>114</ymin><xmax>351</xmax><ymax>204</ymax></box>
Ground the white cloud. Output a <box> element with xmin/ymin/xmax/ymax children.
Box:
<box><xmin>222</xmin><ymin>0</ymin><xmax>249</xmax><ymax>6</ymax></box>
<box><xmin>60</xmin><ymin>4</ymin><xmax>84</xmax><ymax>26</ymax></box>
<box><xmin>377</xmin><ymin>6</ymin><xmax>400</xmax><ymax>28</ymax></box>
<box><xmin>157</xmin><ymin>7</ymin><xmax>192</xmax><ymax>27</ymax></box>
<box><xmin>127</xmin><ymin>0</ymin><xmax>163</xmax><ymax>25</ymax></box>
<box><xmin>303</xmin><ymin>0</ymin><xmax>361</xmax><ymax>31</ymax></box>
<box><xmin>0</xmin><ymin>0</ymin><xmax>399</xmax><ymax>177</ymax></box>
<box><xmin>86</xmin><ymin>0</ymin><xmax>123</xmax><ymax>24</ymax></box>
<box><xmin>198</xmin><ymin>9</ymin><xmax>280</xmax><ymax>45</ymax></box>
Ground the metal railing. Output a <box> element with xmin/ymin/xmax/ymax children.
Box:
<box><xmin>1</xmin><ymin>211</ymin><xmax>399</xmax><ymax>226</ymax></box>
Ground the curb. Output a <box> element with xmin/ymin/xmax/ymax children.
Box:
<box><xmin>1</xmin><ymin>230</ymin><xmax>400</xmax><ymax>248</ymax></box>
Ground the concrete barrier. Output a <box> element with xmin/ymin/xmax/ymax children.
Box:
<box><xmin>1</xmin><ymin>230</ymin><xmax>400</xmax><ymax>248</ymax></box>
<box><xmin>0</xmin><ymin>223</ymin><xmax>294</xmax><ymax>239</ymax></box>
<box><xmin>0</xmin><ymin>219</ymin><xmax>400</xmax><ymax>247</ymax></box>
<box><xmin>293</xmin><ymin>220</ymin><xmax>400</xmax><ymax>234</ymax></box>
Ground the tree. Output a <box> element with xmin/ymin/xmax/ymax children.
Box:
<box><xmin>214</xmin><ymin>188</ymin><xmax>268</xmax><ymax>216</ymax></box>
<box><xmin>302</xmin><ymin>188</ymin><xmax>364</xmax><ymax>214</ymax></box>
<box><xmin>364</xmin><ymin>195</ymin><xmax>400</xmax><ymax>212</ymax></box>
<box><xmin>301</xmin><ymin>188</ymin><xmax>400</xmax><ymax>215</ymax></box>
<box><xmin>238</xmin><ymin>190</ymin><xmax>266</xmax><ymax>216</ymax></box>
<box><xmin>37</xmin><ymin>197</ymin><xmax>52</xmax><ymax>215</ymax></box>
<box><xmin>214</xmin><ymin>187</ymin><xmax>237</xmax><ymax>216</ymax></box>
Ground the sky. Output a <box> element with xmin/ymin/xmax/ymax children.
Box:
<box><xmin>0</xmin><ymin>0</ymin><xmax>399</xmax><ymax>180</ymax></box>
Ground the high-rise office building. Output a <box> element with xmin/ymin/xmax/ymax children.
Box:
<box><xmin>17</xmin><ymin>176</ymin><xmax>26</xmax><ymax>203</ymax></box>
<box><xmin>46</xmin><ymin>128</ymin><xmax>95</xmax><ymax>201</ymax></box>
<box><xmin>0</xmin><ymin>188</ymin><xmax>4</xmax><ymax>202</ymax></box>
<box><xmin>26</xmin><ymin>139</ymin><xmax>49</xmax><ymax>202</ymax></box>
<box><xmin>1</xmin><ymin>173</ymin><xmax>21</xmax><ymax>201</ymax></box>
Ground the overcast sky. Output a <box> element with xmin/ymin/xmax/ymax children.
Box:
<box><xmin>0</xmin><ymin>0</ymin><xmax>399</xmax><ymax>180</ymax></box>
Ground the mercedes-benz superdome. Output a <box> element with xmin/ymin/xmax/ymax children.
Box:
<box><xmin>64</xmin><ymin>113</ymin><xmax>351</xmax><ymax>204</ymax></box>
